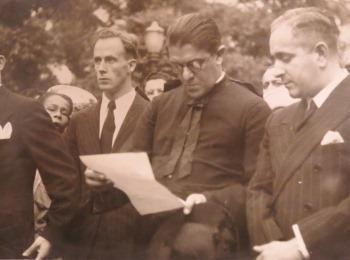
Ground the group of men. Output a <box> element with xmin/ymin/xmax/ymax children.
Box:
<box><xmin>1</xmin><ymin>6</ymin><xmax>350</xmax><ymax>260</ymax></box>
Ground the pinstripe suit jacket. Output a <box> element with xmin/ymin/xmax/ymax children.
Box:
<box><xmin>247</xmin><ymin>75</ymin><xmax>350</xmax><ymax>258</ymax></box>
<box><xmin>64</xmin><ymin>93</ymin><xmax>148</xmax><ymax>212</ymax></box>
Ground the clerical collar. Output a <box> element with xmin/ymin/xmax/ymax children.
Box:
<box><xmin>215</xmin><ymin>71</ymin><xmax>226</xmax><ymax>85</ymax></box>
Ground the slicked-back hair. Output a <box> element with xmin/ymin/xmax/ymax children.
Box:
<box><xmin>92</xmin><ymin>27</ymin><xmax>139</xmax><ymax>59</ymax></box>
<box><xmin>167</xmin><ymin>13</ymin><xmax>221</xmax><ymax>54</ymax></box>
<box><xmin>271</xmin><ymin>7</ymin><xmax>339</xmax><ymax>53</ymax></box>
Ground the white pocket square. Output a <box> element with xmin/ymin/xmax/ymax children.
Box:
<box><xmin>320</xmin><ymin>130</ymin><xmax>344</xmax><ymax>146</ymax></box>
<box><xmin>0</xmin><ymin>122</ymin><xmax>13</xmax><ymax>140</ymax></box>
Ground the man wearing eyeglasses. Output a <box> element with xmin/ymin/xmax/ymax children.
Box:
<box><xmin>132</xmin><ymin>13</ymin><xmax>270</xmax><ymax>259</ymax></box>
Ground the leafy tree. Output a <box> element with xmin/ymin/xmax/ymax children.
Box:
<box><xmin>0</xmin><ymin>0</ymin><xmax>348</xmax><ymax>96</ymax></box>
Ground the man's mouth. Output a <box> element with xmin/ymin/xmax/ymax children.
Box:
<box><xmin>185</xmin><ymin>83</ymin><xmax>197</xmax><ymax>88</ymax></box>
<box><xmin>99</xmin><ymin>78</ymin><xmax>110</xmax><ymax>83</ymax></box>
<box><xmin>345</xmin><ymin>65</ymin><xmax>350</xmax><ymax>72</ymax></box>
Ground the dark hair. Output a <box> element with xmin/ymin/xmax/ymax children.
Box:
<box><xmin>271</xmin><ymin>7</ymin><xmax>339</xmax><ymax>53</ymax></box>
<box><xmin>92</xmin><ymin>27</ymin><xmax>139</xmax><ymax>59</ymax></box>
<box><xmin>39</xmin><ymin>92</ymin><xmax>73</xmax><ymax>116</ymax></box>
<box><xmin>167</xmin><ymin>13</ymin><xmax>221</xmax><ymax>54</ymax></box>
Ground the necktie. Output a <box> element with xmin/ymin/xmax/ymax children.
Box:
<box><xmin>100</xmin><ymin>100</ymin><xmax>116</xmax><ymax>153</ymax></box>
<box><xmin>176</xmin><ymin>100</ymin><xmax>204</xmax><ymax>178</ymax></box>
<box><xmin>162</xmin><ymin>98</ymin><xmax>206</xmax><ymax>178</ymax></box>
<box><xmin>295</xmin><ymin>99</ymin><xmax>317</xmax><ymax>131</ymax></box>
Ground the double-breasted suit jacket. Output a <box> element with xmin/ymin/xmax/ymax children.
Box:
<box><xmin>247</xmin><ymin>75</ymin><xmax>350</xmax><ymax>258</ymax></box>
<box><xmin>0</xmin><ymin>87</ymin><xmax>82</xmax><ymax>258</ymax></box>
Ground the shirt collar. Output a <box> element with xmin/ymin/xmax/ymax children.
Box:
<box><xmin>101</xmin><ymin>88</ymin><xmax>136</xmax><ymax>110</ymax></box>
<box><xmin>312</xmin><ymin>69</ymin><xmax>348</xmax><ymax>108</ymax></box>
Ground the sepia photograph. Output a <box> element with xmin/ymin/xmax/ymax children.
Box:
<box><xmin>1</xmin><ymin>0</ymin><xmax>350</xmax><ymax>259</ymax></box>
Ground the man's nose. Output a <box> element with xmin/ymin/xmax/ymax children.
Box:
<box><xmin>181</xmin><ymin>66</ymin><xmax>194</xmax><ymax>81</ymax></box>
<box><xmin>97</xmin><ymin>61</ymin><xmax>107</xmax><ymax>74</ymax></box>
<box><xmin>272</xmin><ymin>61</ymin><xmax>286</xmax><ymax>72</ymax></box>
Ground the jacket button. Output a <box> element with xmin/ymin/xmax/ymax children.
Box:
<box><xmin>167</xmin><ymin>174</ymin><xmax>173</xmax><ymax>179</ymax></box>
<box><xmin>304</xmin><ymin>203</ymin><xmax>313</xmax><ymax>211</ymax></box>
<box><xmin>313</xmin><ymin>164</ymin><xmax>322</xmax><ymax>173</ymax></box>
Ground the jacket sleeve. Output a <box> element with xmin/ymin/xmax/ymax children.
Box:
<box><xmin>246</xmin><ymin>111</ymin><xmax>284</xmax><ymax>246</ymax></box>
<box><xmin>63</xmin><ymin>114</ymin><xmax>83</xmax><ymax>172</ymax></box>
<box><xmin>131</xmin><ymin>98</ymin><xmax>158</xmax><ymax>155</ymax></box>
<box><xmin>20</xmin><ymin>101</ymin><xmax>84</xmax><ymax>242</ymax></box>
<box><xmin>203</xmin><ymin>99</ymin><xmax>271</xmax><ymax>226</ymax></box>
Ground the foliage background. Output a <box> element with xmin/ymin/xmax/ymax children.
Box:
<box><xmin>0</xmin><ymin>0</ymin><xmax>349</xmax><ymax>97</ymax></box>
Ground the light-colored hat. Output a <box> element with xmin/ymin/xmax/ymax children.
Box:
<box><xmin>47</xmin><ymin>85</ymin><xmax>97</xmax><ymax>113</ymax></box>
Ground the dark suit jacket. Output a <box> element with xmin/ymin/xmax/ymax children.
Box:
<box><xmin>64</xmin><ymin>92</ymin><xmax>148</xmax><ymax>212</ymax></box>
<box><xmin>132</xmin><ymin>77</ymin><xmax>270</xmax><ymax>227</ymax></box>
<box><xmin>247</xmin><ymin>75</ymin><xmax>350</xmax><ymax>258</ymax></box>
<box><xmin>0</xmin><ymin>87</ymin><xmax>82</xmax><ymax>258</ymax></box>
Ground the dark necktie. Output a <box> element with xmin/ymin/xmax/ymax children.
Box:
<box><xmin>295</xmin><ymin>99</ymin><xmax>317</xmax><ymax>131</ymax></box>
<box><xmin>100</xmin><ymin>100</ymin><xmax>116</xmax><ymax>153</ymax></box>
<box><xmin>162</xmin><ymin>98</ymin><xmax>207</xmax><ymax>179</ymax></box>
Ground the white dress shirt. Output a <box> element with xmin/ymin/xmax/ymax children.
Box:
<box><xmin>312</xmin><ymin>69</ymin><xmax>349</xmax><ymax>108</ymax></box>
<box><xmin>99</xmin><ymin>89</ymin><xmax>136</xmax><ymax>147</ymax></box>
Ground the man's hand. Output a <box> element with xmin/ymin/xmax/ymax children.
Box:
<box><xmin>85</xmin><ymin>168</ymin><xmax>113</xmax><ymax>191</ymax></box>
<box><xmin>253</xmin><ymin>239</ymin><xmax>303</xmax><ymax>260</ymax></box>
<box><xmin>183</xmin><ymin>193</ymin><xmax>207</xmax><ymax>215</ymax></box>
<box><xmin>22</xmin><ymin>236</ymin><xmax>51</xmax><ymax>260</ymax></box>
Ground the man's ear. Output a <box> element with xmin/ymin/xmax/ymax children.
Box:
<box><xmin>215</xmin><ymin>45</ymin><xmax>225</xmax><ymax>65</ymax></box>
<box><xmin>0</xmin><ymin>55</ymin><xmax>6</xmax><ymax>71</ymax></box>
<box><xmin>128</xmin><ymin>59</ymin><xmax>137</xmax><ymax>73</ymax></box>
<box><xmin>314</xmin><ymin>41</ymin><xmax>329</xmax><ymax>69</ymax></box>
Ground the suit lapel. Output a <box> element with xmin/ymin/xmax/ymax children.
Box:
<box><xmin>273</xmin><ymin>76</ymin><xmax>350</xmax><ymax>201</ymax></box>
<box><xmin>83</xmin><ymin>101</ymin><xmax>102</xmax><ymax>154</ymax></box>
<box><xmin>0</xmin><ymin>87</ymin><xmax>15</xmax><ymax>125</ymax></box>
<box><xmin>112</xmin><ymin>94</ymin><xmax>143</xmax><ymax>152</ymax></box>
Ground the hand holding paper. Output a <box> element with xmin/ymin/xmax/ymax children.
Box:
<box><xmin>84</xmin><ymin>168</ymin><xmax>113</xmax><ymax>191</ymax></box>
<box><xmin>80</xmin><ymin>152</ymin><xmax>185</xmax><ymax>215</ymax></box>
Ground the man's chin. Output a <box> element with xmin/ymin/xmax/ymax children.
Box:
<box><xmin>185</xmin><ymin>88</ymin><xmax>203</xmax><ymax>99</ymax></box>
<box><xmin>186</xmin><ymin>92</ymin><xmax>202</xmax><ymax>100</ymax></box>
<box><xmin>98</xmin><ymin>84</ymin><xmax>112</xmax><ymax>90</ymax></box>
<box><xmin>288</xmin><ymin>91</ymin><xmax>300</xmax><ymax>99</ymax></box>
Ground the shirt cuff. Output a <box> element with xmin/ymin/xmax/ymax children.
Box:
<box><xmin>292</xmin><ymin>224</ymin><xmax>310</xmax><ymax>259</ymax></box>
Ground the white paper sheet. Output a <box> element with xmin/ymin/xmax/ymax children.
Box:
<box><xmin>80</xmin><ymin>152</ymin><xmax>185</xmax><ymax>215</ymax></box>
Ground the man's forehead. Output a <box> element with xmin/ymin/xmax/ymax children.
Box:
<box><xmin>168</xmin><ymin>43</ymin><xmax>210</xmax><ymax>62</ymax></box>
<box><xmin>270</xmin><ymin>26</ymin><xmax>293</xmax><ymax>47</ymax></box>
<box><xmin>93</xmin><ymin>37</ymin><xmax>125</xmax><ymax>55</ymax></box>
<box><xmin>339</xmin><ymin>25</ymin><xmax>350</xmax><ymax>44</ymax></box>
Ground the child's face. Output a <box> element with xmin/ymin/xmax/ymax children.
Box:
<box><xmin>145</xmin><ymin>78</ymin><xmax>165</xmax><ymax>101</ymax></box>
<box><xmin>43</xmin><ymin>95</ymin><xmax>71</xmax><ymax>132</ymax></box>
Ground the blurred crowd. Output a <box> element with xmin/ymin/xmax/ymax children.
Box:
<box><xmin>1</xmin><ymin>6</ymin><xmax>350</xmax><ymax>260</ymax></box>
